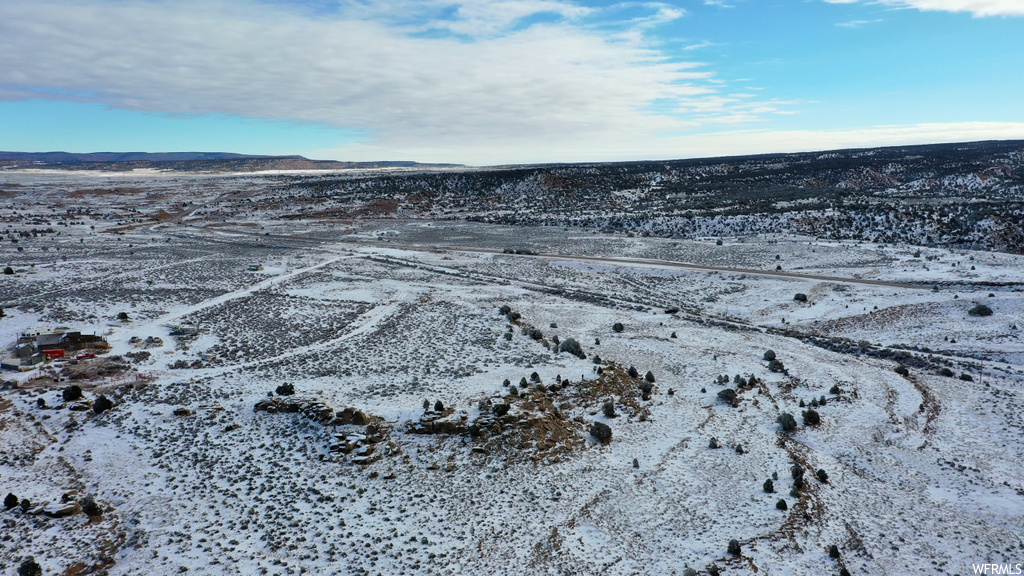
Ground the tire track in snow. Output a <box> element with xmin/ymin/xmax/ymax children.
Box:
<box><xmin>190</xmin><ymin>285</ymin><xmax>414</xmax><ymax>378</ymax></box>
<box><xmin>108</xmin><ymin>254</ymin><xmax>357</xmax><ymax>356</ymax></box>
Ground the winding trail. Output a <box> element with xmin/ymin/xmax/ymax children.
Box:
<box><xmin>108</xmin><ymin>254</ymin><xmax>357</xmax><ymax>357</ymax></box>
<box><xmin>169</xmin><ymin>222</ymin><xmax>929</xmax><ymax>290</ymax></box>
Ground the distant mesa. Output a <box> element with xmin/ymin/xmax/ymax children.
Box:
<box><xmin>0</xmin><ymin>151</ymin><xmax>463</xmax><ymax>173</ymax></box>
<box><xmin>0</xmin><ymin>151</ymin><xmax>261</xmax><ymax>163</ymax></box>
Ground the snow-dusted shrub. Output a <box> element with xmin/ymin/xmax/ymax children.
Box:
<box><xmin>592</xmin><ymin>355</ymin><xmax>602</xmax><ymax>364</ymax></box>
<box><xmin>275</xmin><ymin>383</ymin><xmax>295</xmax><ymax>396</ymax></box>
<box><xmin>499</xmin><ymin>305</ymin><xmax>511</xmax><ymax>315</ymax></box>
<box><xmin>18</xmin><ymin>558</ymin><xmax>42</xmax><ymax>576</ymax></box>
<box><xmin>708</xmin><ymin>437</ymin><xmax>719</xmax><ymax>449</ymax></box>
<box><xmin>602</xmin><ymin>401</ymin><xmax>616</xmax><ymax>418</ymax></box>
<box><xmin>434</xmin><ymin>400</ymin><xmax>444</xmax><ymax>412</ymax></box>
<box><xmin>763</xmin><ymin>479</ymin><xmax>774</xmax><ymax>493</ymax></box>
<box><xmin>640</xmin><ymin>381</ymin><xmax>653</xmax><ymax>401</ymax></box>
<box><xmin>558</xmin><ymin>338</ymin><xmax>585</xmax><ymax>359</ymax></box>
<box><xmin>93</xmin><ymin>395</ymin><xmax>113</xmax><ymax>414</ymax></box>
<box><xmin>492</xmin><ymin>403</ymin><xmax>510</xmax><ymax>417</ymax></box>
<box><xmin>612</xmin><ymin>322</ymin><xmax>624</xmax><ymax>333</ymax></box>
<box><xmin>4</xmin><ymin>493</ymin><xmax>17</xmax><ymax>509</ymax></box>
<box><xmin>802</xmin><ymin>408</ymin><xmax>820</xmax><ymax>426</ymax></box>
<box><xmin>793</xmin><ymin>293</ymin><xmax>808</xmax><ymax>302</ymax></box>
<box><xmin>968</xmin><ymin>304</ymin><xmax>993</xmax><ymax>317</ymax></box>
<box><xmin>717</xmin><ymin>388</ymin><xmax>737</xmax><ymax>405</ymax></box>
<box><xmin>590</xmin><ymin>421</ymin><xmax>612</xmax><ymax>443</ymax></box>
<box><xmin>816</xmin><ymin>468</ymin><xmax>829</xmax><ymax>483</ymax></box>
<box><xmin>62</xmin><ymin>385</ymin><xmax>83</xmax><ymax>402</ymax></box>
<box><xmin>777</xmin><ymin>412</ymin><xmax>797</xmax><ymax>432</ymax></box>
<box><xmin>645</xmin><ymin>371</ymin><xmax>656</xmax><ymax>383</ymax></box>
<box><xmin>776</xmin><ymin>499</ymin><xmax>788</xmax><ymax>511</ymax></box>
<box><xmin>895</xmin><ymin>365</ymin><xmax>909</xmax><ymax>377</ymax></box>
<box><xmin>828</xmin><ymin>544</ymin><xmax>841</xmax><ymax>559</ymax></box>
<box><xmin>530</xmin><ymin>372</ymin><xmax>540</xmax><ymax>383</ymax></box>
<box><xmin>829</xmin><ymin>385</ymin><xmax>841</xmax><ymax>394</ymax></box>
<box><xmin>939</xmin><ymin>367</ymin><xmax>954</xmax><ymax>377</ymax></box>
<box><xmin>763</xmin><ymin>349</ymin><xmax>776</xmax><ymax>361</ymax></box>
<box><xmin>81</xmin><ymin>494</ymin><xmax>102</xmax><ymax>517</ymax></box>
<box><xmin>628</xmin><ymin>366</ymin><xmax>639</xmax><ymax>378</ymax></box>
<box><xmin>728</xmin><ymin>539</ymin><xmax>741</xmax><ymax>556</ymax></box>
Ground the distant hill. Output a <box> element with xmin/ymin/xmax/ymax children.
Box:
<box><xmin>0</xmin><ymin>151</ymin><xmax>462</xmax><ymax>172</ymax></box>
<box><xmin>284</xmin><ymin>139</ymin><xmax>1024</xmax><ymax>252</ymax></box>
<box><xmin>0</xmin><ymin>151</ymin><xmax>264</xmax><ymax>163</ymax></box>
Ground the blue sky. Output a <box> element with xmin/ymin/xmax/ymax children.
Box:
<box><xmin>0</xmin><ymin>0</ymin><xmax>1022</xmax><ymax>164</ymax></box>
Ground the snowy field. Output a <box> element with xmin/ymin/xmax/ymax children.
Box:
<box><xmin>1</xmin><ymin>175</ymin><xmax>1023</xmax><ymax>576</ymax></box>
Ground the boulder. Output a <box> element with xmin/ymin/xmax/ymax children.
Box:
<box><xmin>43</xmin><ymin>501</ymin><xmax>82</xmax><ymax>518</ymax></box>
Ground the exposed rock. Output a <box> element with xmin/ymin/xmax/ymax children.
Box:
<box><xmin>301</xmin><ymin>400</ymin><xmax>334</xmax><ymax>424</ymax></box>
<box><xmin>43</xmin><ymin>501</ymin><xmax>82</xmax><ymax>518</ymax></box>
<box><xmin>332</xmin><ymin>406</ymin><xmax>368</xmax><ymax>426</ymax></box>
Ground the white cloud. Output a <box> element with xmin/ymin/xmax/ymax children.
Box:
<box><xmin>824</xmin><ymin>0</ymin><xmax>1024</xmax><ymax>17</ymax></box>
<box><xmin>836</xmin><ymin>18</ymin><xmax>883</xmax><ymax>27</ymax></box>
<box><xmin>683</xmin><ymin>40</ymin><xmax>720</xmax><ymax>50</ymax></box>
<box><xmin>424</xmin><ymin>0</ymin><xmax>594</xmax><ymax>36</ymax></box>
<box><xmin>0</xmin><ymin>0</ymin><xmax>788</xmax><ymax>163</ymax></box>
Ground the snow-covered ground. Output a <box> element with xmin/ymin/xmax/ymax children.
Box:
<box><xmin>1</xmin><ymin>194</ymin><xmax>1023</xmax><ymax>576</ymax></box>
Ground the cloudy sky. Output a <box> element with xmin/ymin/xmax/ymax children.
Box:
<box><xmin>1</xmin><ymin>0</ymin><xmax>1022</xmax><ymax>164</ymax></box>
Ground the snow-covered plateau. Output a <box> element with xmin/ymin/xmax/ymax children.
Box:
<box><xmin>1</xmin><ymin>169</ymin><xmax>1022</xmax><ymax>576</ymax></box>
